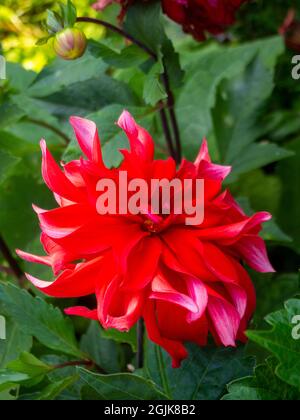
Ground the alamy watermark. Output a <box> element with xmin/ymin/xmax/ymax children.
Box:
<box><xmin>0</xmin><ymin>55</ymin><xmax>6</xmax><ymax>80</ymax></box>
<box><xmin>292</xmin><ymin>315</ymin><xmax>300</xmax><ymax>340</ymax></box>
<box><xmin>0</xmin><ymin>315</ymin><xmax>6</xmax><ymax>340</ymax></box>
<box><xmin>292</xmin><ymin>55</ymin><xmax>300</xmax><ymax>80</ymax></box>
<box><xmin>96</xmin><ymin>172</ymin><xmax>205</xmax><ymax>226</ymax></box>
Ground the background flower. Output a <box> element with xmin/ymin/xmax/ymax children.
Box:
<box><xmin>92</xmin><ymin>0</ymin><xmax>248</xmax><ymax>40</ymax></box>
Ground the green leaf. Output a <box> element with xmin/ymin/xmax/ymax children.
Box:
<box><xmin>0</xmin><ymin>388</ymin><xmax>17</xmax><ymax>400</ymax></box>
<box><xmin>234</xmin><ymin>192</ymin><xmax>291</xmax><ymax>244</ymax></box>
<box><xmin>89</xmin><ymin>41</ymin><xmax>149</xmax><ymax>69</ymax></box>
<box><xmin>0</xmin><ymin>370</ymin><xmax>28</xmax><ymax>391</ymax></box>
<box><xmin>0</xmin><ymin>282</ymin><xmax>83</xmax><ymax>358</ymax></box>
<box><xmin>42</xmin><ymin>75</ymin><xmax>138</xmax><ymax>119</ymax></box>
<box><xmin>0</xmin><ymin>150</ymin><xmax>20</xmax><ymax>185</ymax></box>
<box><xmin>7</xmin><ymin>352</ymin><xmax>52</xmax><ymax>379</ymax></box>
<box><xmin>143</xmin><ymin>63</ymin><xmax>168</xmax><ymax>106</ymax></box>
<box><xmin>2</xmin><ymin>352</ymin><xmax>52</xmax><ymax>388</ymax></box>
<box><xmin>261</xmin><ymin>219</ymin><xmax>292</xmax><ymax>243</ymax></box>
<box><xmin>36</xmin><ymin>35</ymin><xmax>53</xmax><ymax>46</ymax></box>
<box><xmin>27</xmin><ymin>54</ymin><xmax>107</xmax><ymax>98</ymax></box>
<box><xmin>5</xmin><ymin>62</ymin><xmax>37</xmax><ymax>92</ymax></box>
<box><xmin>59</xmin><ymin>0</ymin><xmax>77</xmax><ymax>28</ymax></box>
<box><xmin>33</xmin><ymin>375</ymin><xmax>78</xmax><ymax>400</ymax></box>
<box><xmin>44</xmin><ymin>355</ymin><xmax>84</xmax><ymax>400</ymax></box>
<box><xmin>247</xmin><ymin>298</ymin><xmax>300</xmax><ymax>389</ymax></box>
<box><xmin>177</xmin><ymin>36</ymin><xmax>284</xmax><ymax>161</ymax></box>
<box><xmin>80</xmin><ymin>322</ymin><xmax>122</xmax><ymax>374</ymax></box>
<box><xmin>253</xmin><ymin>272</ymin><xmax>299</xmax><ymax>328</ymax></box>
<box><xmin>124</xmin><ymin>2</ymin><xmax>164</xmax><ymax>54</ymax></box>
<box><xmin>0</xmin><ymin>318</ymin><xmax>32</xmax><ymax>369</ymax></box>
<box><xmin>213</xmin><ymin>57</ymin><xmax>274</xmax><ymax>163</ymax></box>
<box><xmin>124</xmin><ymin>2</ymin><xmax>183</xmax><ymax>89</ymax></box>
<box><xmin>46</xmin><ymin>9</ymin><xmax>63</xmax><ymax>34</ymax></box>
<box><xmin>212</xmin><ymin>55</ymin><xmax>292</xmax><ymax>176</ymax></box>
<box><xmin>223</xmin><ymin>358</ymin><xmax>300</xmax><ymax>400</ymax></box>
<box><xmin>143</xmin><ymin>62</ymin><xmax>167</xmax><ymax>106</ymax></box>
<box><xmin>0</xmin><ymin>101</ymin><xmax>25</xmax><ymax>128</ymax></box>
<box><xmin>79</xmin><ymin>368</ymin><xmax>166</xmax><ymax>400</ymax></box>
<box><xmin>101</xmin><ymin>327</ymin><xmax>137</xmax><ymax>352</ymax></box>
<box><xmin>145</xmin><ymin>342</ymin><xmax>255</xmax><ymax>400</ymax></box>
<box><xmin>277</xmin><ymin>138</ymin><xmax>300</xmax><ymax>253</ymax></box>
<box><xmin>226</xmin><ymin>142</ymin><xmax>293</xmax><ymax>178</ymax></box>
<box><xmin>11</xmin><ymin>94</ymin><xmax>61</xmax><ymax>127</ymax></box>
<box><xmin>0</xmin><ymin>173</ymin><xmax>55</xmax><ymax>250</ymax></box>
<box><xmin>233</xmin><ymin>170</ymin><xmax>281</xmax><ymax>216</ymax></box>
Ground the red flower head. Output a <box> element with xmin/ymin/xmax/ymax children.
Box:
<box><xmin>162</xmin><ymin>0</ymin><xmax>247</xmax><ymax>40</ymax></box>
<box><xmin>17</xmin><ymin>111</ymin><xmax>274</xmax><ymax>368</ymax></box>
<box><xmin>92</xmin><ymin>0</ymin><xmax>247</xmax><ymax>40</ymax></box>
<box><xmin>279</xmin><ymin>9</ymin><xmax>300</xmax><ymax>53</ymax></box>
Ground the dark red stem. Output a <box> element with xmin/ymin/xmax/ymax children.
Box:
<box><xmin>0</xmin><ymin>234</ymin><xmax>25</xmax><ymax>287</ymax></box>
<box><xmin>76</xmin><ymin>16</ymin><xmax>182</xmax><ymax>164</ymax></box>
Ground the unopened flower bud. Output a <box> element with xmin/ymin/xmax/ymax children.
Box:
<box><xmin>53</xmin><ymin>28</ymin><xmax>87</xmax><ymax>60</ymax></box>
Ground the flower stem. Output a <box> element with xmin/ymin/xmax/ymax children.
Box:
<box><xmin>76</xmin><ymin>16</ymin><xmax>182</xmax><ymax>164</ymax></box>
<box><xmin>137</xmin><ymin>318</ymin><xmax>145</xmax><ymax>369</ymax></box>
<box><xmin>77</xmin><ymin>17</ymin><xmax>157</xmax><ymax>60</ymax></box>
<box><xmin>53</xmin><ymin>359</ymin><xmax>107</xmax><ymax>374</ymax></box>
<box><xmin>26</xmin><ymin>118</ymin><xmax>71</xmax><ymax>145</ymax></box>
<box><xmin>0</xmin><ymin>234</ymin><xmax>25</xmax><ymax>287</ymax></box>
<box><xmin>162</xmin><ymin>65</ymin><xmax>182</xmax><ymax>163</ymax></box>
<box><xmin>159</xmin><ymin>107</ymin><xmax>176</xmax><ymax>160</ymax></box>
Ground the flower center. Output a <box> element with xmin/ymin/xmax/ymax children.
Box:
<box><xmin>142</xmin><ymin>219</ymin><xmax>161</xmax><ymax>234</ymax></box>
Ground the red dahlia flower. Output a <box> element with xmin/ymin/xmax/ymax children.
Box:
<box><xmin>17</xmin><ymin>111</ymin><xmax>274</xmax><ymax>368</ymax></box>
<box><xmin>92</xmin><ymin>0</ymin><xmax>247</xmax><ymax>40</ymax></box>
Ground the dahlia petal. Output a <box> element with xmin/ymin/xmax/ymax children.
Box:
<box><xmin>151</xmin><ymin>158</ymin><xmax>177</xmax><ymax>181</ymax></box>
<box><xmin>47</xmin><ymin>216</ymin><xmax>133</xmax><ymax>260</ymax></box>
<box><xmin>225</xmin><ymin>283</ymin><xmax>247</xmax><ymax>319</ymax></box>
<box><xmin>156</xmin><ymin>300</ymin><xmax>209</xmax><ymax>347</ymax></box>
<box><xmin>233</xmin><ymin>262</ymin><xmax>256</xmax><ymax>321</ymax></box>
<box><xmin>162</xmin><ymin>0</ymin><xmax>187</xmax><ymax>24</ymax></box>
<box><xmin>69</xmin><ymin>116</ymin><xmax>103</xmax><ymax>164</ymax></box>
<box><xmin>163</xmin><ymin>229</ymin><xmax>216</xmax><ymax>281</ymax></box>
<box><xmin>150</xmin><ymin>277</ymin><xmax>199</xmax><ymax>315</ymax></box>
<box><xmin>113</xmin><ymin>224</ymin><xmax>149</xmax><ymax>273</ymax></box>
<box><xmin>33</xmin><ymin>204</ymin><xmax>95</xmax><ymax>239</ymax></box>
<box><xmin>197</xmin><ymin>211</ymin><xmax>272</xmax><ymax>242</ymax></box>
<box><xmin>201</xmin><ymin>242</ymin><xmax>240</xmax><ymax>283</ymax></box>
<box><xmin>40</xmin><ymin>139</ymin><xmax>83</xmax><ymax>202</ymax></box>
<box><xmin>143</xmin><ymin>300</ymin><xmax>188</xmax><ymax>368</ymax></box>
<box><xmin>214</xmin><ymin>189</ymin><xmax>246</xmax><ymax>216</ymax></box>
<box><xmin>198</xmin><ymin>160</ymin><xmax>232</xmax><ymax>181</ymax></box>
<box><xmin>97</xmin><ymin>277</ymin><xmax>143</xmax><ymax>332</ymax></box>
<box><xmin>194</xmin><ymin>138</ymin><xmax>211</xmax><ymax>165</ymax></box>
<box><xmin>124</xmin><ymin>236</ymin><xmax>162</xmax><ymax>289</ymax></box>
<box><xmin>65</xmin><ymin>306</ymin><xmax>98</xmax><ymax>321</ymax></box>
<box><xmin>62</xmin><ymin>161</ymin><xmax>85</xmax><ymax>187</ymax></box>
<box><xmin>92</xmin><ymin>0</ymin><xmax>114</xmax><ymax>11</ymax></box>
<box><xmin>16</xmin><ymin>249</ymin><xmax>52</xmax><ymax>267</ymax></box>
<box><xmin>117</xmin><ymin>110</ymin><xmax>154</xmax><ymax>161</ymax></box>
<box><xmin>208</xmin><ymin>296</ymin><xmax>240</xmax><ymax>347</ymax></box>
<box><xmin>25</xmin><ymin>256</ymin><xmax>105</xmax><ymax>298</ymax></box>
<box><xmin>186</xmin><ymin>277</ymin><xmax>208</xmax><ymax>323</ymax></box>
<box><xmin>18</xmin><ymin>234</ymin><xmax>73</xmax><ymax>276</ymax></box>
<box><xmin>40</xmin><ymin>233</ymin><xmax>72</xmax><ymax>274</ymax></box>
<box><xmin>236</xmin><ymin>235</ymin><xmax>275</xmax><ymax>273</ymax></box>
